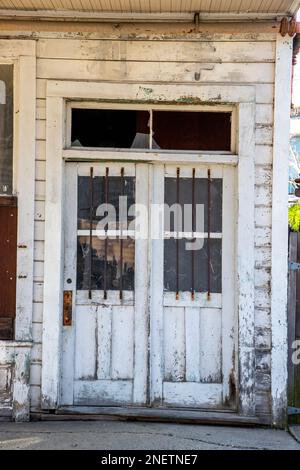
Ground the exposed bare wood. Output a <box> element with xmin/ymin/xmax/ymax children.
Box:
<box><xmin>0</xmin><ymin>20</ymin><xmax>286</xmax><ymax>35</ymax></box>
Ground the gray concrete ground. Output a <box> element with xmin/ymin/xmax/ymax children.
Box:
<box><xmin>0</xmin><ymin>421</ymin><xmax>300</xmax><ymax>450</ymax></box>
<box><xmin>290</xmin><ymin>425</ymin><xmax>300</xmax><ymax>445</ymax></box>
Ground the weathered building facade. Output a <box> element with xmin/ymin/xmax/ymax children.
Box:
<box><xmin>0</xmin><ymin>1</ymin><xmax>298</xmax><ymax>427</ymax></box>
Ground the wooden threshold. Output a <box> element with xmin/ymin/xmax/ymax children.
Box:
<box><xmin>0</xmin><ymin>406</ymin><xmax>12</xmax><ymax>422</ymax></box>
<box><xmin>31</xmin><ymin>406</ymin><xmax>270</xmax><ymax>427</ymax></box>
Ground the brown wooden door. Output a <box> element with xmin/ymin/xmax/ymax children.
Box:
<box><xmin>0</xmin><ymin>196</ymin><xmax>17</xmax><ymax>339</ymax></box>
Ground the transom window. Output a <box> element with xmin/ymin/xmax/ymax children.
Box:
<box><xmin>70</xmin><ymin>106</ymin><xmax>232</xmax><ymax>152</ymax></box>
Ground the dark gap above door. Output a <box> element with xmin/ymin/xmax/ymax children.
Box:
<box><xmin>153</xmin><ymin>111</ymin><xmax>231</xmax><ymax>151</ymax></box>
<box><xmin>71</xmin><ymin>108</ymin><xmax>231</xmax><ymax>151</ymax></box>
<box><xmin>71</xmin><ymin>109</ymin><xmax>150</xmax><ymax>149</ymax></box>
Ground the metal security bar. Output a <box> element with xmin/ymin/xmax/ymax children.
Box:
<box><xmin>120</xmin><ymin>167</ymin><xmax>125</xmax><ymax>300</ymax></box>
<box><xmin>88</xmin><ymin>166</ymin><xmax>94</xmax><ymax>299</ymax></box>
<box><xmin>176</xmin><ymin>167</ymin><xmax>180</xmax><ymax>300</ymax></box>
<box><xmin>191</xmin><ymin>167</ymin><xmax>196</xmax><ymax>301</ymax></box>
<box><xmin>207</xmin><ymin>169</ymin><xmax>211</xmax><ymax>300</ymax></box>
<box><xmin>104</xmin><ymin>167</ymin><xmax>109</xmax><ymax>300</ymax></box>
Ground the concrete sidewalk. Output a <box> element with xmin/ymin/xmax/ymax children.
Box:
<box><xmin>0</xmin><ymin>421</ymin><xmax>300</xmax><ymax>450</ymax></box>
<box><xmin>290</xmin><ymin>426</ymin><xmax>300</xmax><ymax>445</ymax></box>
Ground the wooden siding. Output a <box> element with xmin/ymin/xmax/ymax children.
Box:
<box><xmin>0</xmin><ymin>29</ymin><xmax>277</xmax><ymax>418</ymax></box>
<box><xmin>26</xmin><ymin>33</ymin><xmax>275</xmax><ymax>416</ymax></box>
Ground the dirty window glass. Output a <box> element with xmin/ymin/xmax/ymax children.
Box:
<box><xmin>77</xmin><ymin>236</ymin><xmax>135</xmax><ymax>291</ymax></box>
<box><xmin>164</xmin><ymin>176</ymin><xmax>223</xmax><ymax>294</ymax></box>
<box><xmin>77</xmin><ymin>175</ymin><xmax>135</xmax><ymax>230</ymax></box>
<box><xmin>0</xmin><ymin>65</ymin><xmax>13</xmax><ymax>195</ymax></box>
<box><xmin>153</xmin><ymin>111</ymin><xmax>231</xmax><ymax>151</ymax></box>
<box><xmin>164</xmin><ymin>177</ymin><xmax>222</xmax><ymax>233</ymax></box>
<box><xmin>164</xmin><ymin>238</ymin><xmax>222</xmax><ymax>293</ymax></box>
<box><xmin>77</xmin><ymin>174</ymin><xmax>135</xmax><ymax>292</ymax></box>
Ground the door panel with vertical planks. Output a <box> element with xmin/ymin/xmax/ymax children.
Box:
<box><xmin>151</xmin><ymin>165</ymin><xmax>236</xmax><ymax>409</ymax></box>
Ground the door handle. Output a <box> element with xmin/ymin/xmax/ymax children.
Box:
<box><xmin>63</xmin><ymin>290</ymin><xmax>72</xmax><ymax>326</ymax></box>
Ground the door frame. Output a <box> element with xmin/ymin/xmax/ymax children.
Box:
<box><xmin>42</xmin><ymin>80</ymin><xmax>256</xmax><ymax>416</ymax></box>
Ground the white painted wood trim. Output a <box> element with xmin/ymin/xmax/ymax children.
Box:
<box><xmin>47</xmin><ymin>81</ymin><xmax>256</xmax><ymax>104</ymax></box>
<box><xmin>0</xmin><ymin>40</ymin><xmax>35</xmax><ymax>57</ymax></box>
<box><xmin>68</xmin><ymin>101</ymin><xmax>234</xmax><ymax>113</ymax></box>
<box><xmin>237</xmin><ymin>102</ymin><xmax>256</xmax><ymax>416</ymax></box>
<box><xmin>133</xmin><ymin>164</ymin><xmax>149</xmax><ymax>405</ymax></box>
<box><xmin>63</xmin><ymin>150</ymin><xmax>238</xmax><ymax>166</ymax></box>
<box><xmin>41</xmin><ymin>80</ymin><xmax>257</xmax><ymax>415</ymax></box>
<box><xmin>222</xmin><ymin>166</ymin><xmax>236</xmax><ymax>406</ymax></box>
<box><xmin>150</xmin><ymin>165</ymin><xmax>165</xmax><ymax>405</ymax></box>
<box><xmin>41</xmin><ymin>97</ymin><xmax>65</xmax><ymax>409</ymax></box>
<box><xmin>14</xmin><ymin>55</ymin><xmax>36</xmax><ymax>342</ymax></box>
<box><xmin>60</xmin><ymin>163</ymin><xmax>77</xmax><ymax>406</ymax></box>
<box><xmin>271</xmin><ymin>35</ymin><xmax>293</xmax><ymax>428</ymax></box>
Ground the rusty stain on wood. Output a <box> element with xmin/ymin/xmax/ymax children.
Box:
<box><xmin>63</xmin><ymin>291</ymin><xmax>72</xmax><ymax>326</ymax></box>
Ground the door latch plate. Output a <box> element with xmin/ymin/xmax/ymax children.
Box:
<box><xmin>63</xmin><ymin>290</ymin><xmax>72</xmax><ymax>326</ymax></box>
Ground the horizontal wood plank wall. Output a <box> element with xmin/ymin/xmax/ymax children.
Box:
<box><xmin>0</xmin><ymin>32</ymin><xmax>274</xmax><ymax>416</ymax></box>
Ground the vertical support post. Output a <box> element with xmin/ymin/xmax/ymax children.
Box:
<box><xmin>150</xmin><ymin>165</ymin><xmax>165</xmax><ymax>405</ymax></box>
<box><xmin>42</xmin><ymin>96</ymin><xmax>65</xmax><ymax>410</ymax></box>
<box><xmin>271</xmin><ymin>34</ymin><xmax>293</xmax><ymax>428</ymax></box>
<box><xmin>15</xmin><ymin>55</ymin><xmax>36</xmax><ymax>343</ymax></box>
<box><xmin>237</xmin><ymin>102</ymin><xmax>256</xmax><ymax>416</ymax></box>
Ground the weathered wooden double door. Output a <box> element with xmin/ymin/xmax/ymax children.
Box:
<box><xmin>61</xmin><ymin>162</ymin><xmax>236</xmax><ymax>409</ymax></box>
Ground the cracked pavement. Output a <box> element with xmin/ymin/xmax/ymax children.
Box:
<box><xmin>0</xmin><ymin>421</ymin><xmax>300</xmax><ymax>450</ymax></box>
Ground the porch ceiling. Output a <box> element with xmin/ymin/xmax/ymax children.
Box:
<box><xmin>0</xmin><ymin>1</ymin><xmax>299</xmax><ymax>17</ymax></box>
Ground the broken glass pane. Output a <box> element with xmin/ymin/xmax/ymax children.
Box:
<box><xmin>77</xmin><ymin>236</ymin><xmax>135</xmax><ymax>291</ymax></box>
<box><xmin>71</xmin><ymin>109</ymin><xmax>150</xmax><ymax>149</ymax></box>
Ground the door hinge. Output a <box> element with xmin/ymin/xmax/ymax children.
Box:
<box><xmin>288</xmin><ymin>407</ymin><xmax>300</xmax><ymax>416</ymax></box>
<box><xmin>289</xmin><ymin>262</ymin><xmax>300</xmax><ymax>271</ymax></box>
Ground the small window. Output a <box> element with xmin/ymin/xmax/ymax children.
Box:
<box><xmin>0</xmin><ymin>65</ymin><xmax>13</xmax><ymax>195</ymax></box>
<box><xmin>164</xmin><ymin>172</ymin><xmax>223</xmax><ymax>296</ymax></box>
<box><xmin>76</xmin><ymin>169</ymin><xmax>135</xmax><ymax>295</ymax></box>
<box><xmin>70</xmin><ymin>107</ymin><xmax>231</xmax><ymax>152</ymax></box>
